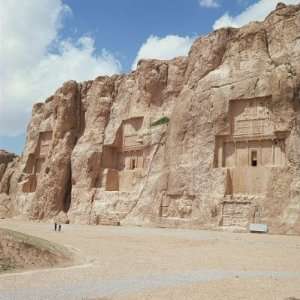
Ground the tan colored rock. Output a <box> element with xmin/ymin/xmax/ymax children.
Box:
<box><xmin>0</xmin><ymin>150</ymin><xmax>17</xmax><ymax>183</ymax></box>
<box><xmin>2</xmin><ymin>4</ymin><xmax>300</xmax><ymax>234</ymax></box>
<box><xmin>0</xmin><ymin>194</ymin><xmax>12</xmax><ymax>218</ymax></box>
<box><xmin>54</xmin><ymin>211</ymin><xmax>69</xmax><ymax>224</ymax></box>
<box><xmin>0</xmin><ymin>150</ymin><xmax>18</xmax><ymax>218</ymax></box>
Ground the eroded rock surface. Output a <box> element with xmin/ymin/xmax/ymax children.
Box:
<box><xmin>1</xmin><ymin>4</ymin><xmax>300</xmax><ymax>234</ymax></box>
<box><xmin>0</xmin><ymin>150</ymin><xmax>18</xmax><ymax>218</ymax></box>
<box><xmin>0</xmin><ymin>228</ymin><xmax>72</xmax><ymax>272</ymax></box>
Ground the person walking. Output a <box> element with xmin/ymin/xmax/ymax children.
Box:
<box><xmin>54</xmin><ymin>222</ymin><xmax>57</xmax><ymax>231</ymax></box>
<box><xmin>58</xmin><ymin>224</ymin><xmax>62</xmax><ymax>232</ymax></box>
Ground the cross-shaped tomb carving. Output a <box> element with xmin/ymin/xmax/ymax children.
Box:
<box><xmin>214</xmin><ymin>97</ymin><xmax>289</xmax><ymax>169</ymax></box>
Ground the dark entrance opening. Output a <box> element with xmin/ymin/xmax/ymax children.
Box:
<box><xmin>130</xmin><ymin>158</ymin><xmax>136</xmax><ymax>170</ymax></box>
<box><xmin>251</xmin><ymin>150</ymin><xmax>258</xmax><ymax>167</ymax></box>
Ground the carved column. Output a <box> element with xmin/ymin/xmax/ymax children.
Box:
<box><xmin>260</xmin><ymin>139</ymin><xmax>262</xmax><ymax>166</ymax></box>
<box><xmin>272</xmin><ymin>139</ymin><xmax>275</xmax><ymax>166</ymax></box>
<box><xmin>247</xmin><ymin>140</ymin><xmax>249</xmax><ymax>166</ymax></box>
<box><xmin>234</xmin><ymin>141</ymin><xmax>237</xmax><ymax>167</ymax></box>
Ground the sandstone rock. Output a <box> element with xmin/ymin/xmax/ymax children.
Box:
<box><xmin>0</xmin><ymin>194</ymin><xmax>12</xmax><ymax>218</ymax></box>
<box><xmin>0</xmin><ymin>150</ymin><xmax>18</xmax><ymax>218</ymax></box>
<box><xmin>0</xmin><ymin>150</ymin><xmax>17</xmax><ymax>182</ymax></box>
<box><xmin>54</xmin><ymin>211</ymin><xmax>69</xmax><ymax>224</ymax></box>
<box><xmin>276</xmin><ymin>3</ymin><xmax>287</xmax><ymax>10</ymax></box>
<box><xmin>2</xmin><ymin>4</ymin><xmax>300</xmax><ymax>234</ymax></box>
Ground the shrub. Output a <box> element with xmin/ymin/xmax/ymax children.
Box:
<box><xmin>150</xmin><ymin>116</ymin><xmax>170</xmax><ymax>127</ymax></box>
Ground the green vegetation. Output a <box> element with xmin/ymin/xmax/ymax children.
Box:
<box><xmin>150</xmin><ymin>116</ymin><xmax>170</xmax><ymax>127</ymax></box>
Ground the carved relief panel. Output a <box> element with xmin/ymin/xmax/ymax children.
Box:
<box><xmin>231</xmin><ymin>99</ymin><xmax>273</xmax><ymax>137</ymax></box>
<box><xmin>222</xmin><ymin>202</ymin><xmax>251</xmax><ymax>227</ymax></box>
<box><xmin>122</xmin><ymin>117</ymin><xmax>143</xmax><ymax>151</ymax></box>
<box><xmin>215</xmin><ymin>97</ymin><xmax>287</xmax><ymax>169</ymax></box>
<box><xmin>38</xmin><ymin>131</ymin><xmax>52</xmax><ymax>157</ymax></box>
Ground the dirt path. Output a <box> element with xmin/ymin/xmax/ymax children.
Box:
<box><xmin>0</xmin><ymin>220</ymin><xmax>300</xmax><ymax>300</ymax></box>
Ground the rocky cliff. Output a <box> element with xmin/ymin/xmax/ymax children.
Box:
<box><xmin>0</xmin><ymin>150</ymin><xmax>18</xmax><ymax>218</ymax></box>
<box><xmin>1</xmin><ymin>3</ymin><xmax>300</xmax><ymax>234</ymax></box>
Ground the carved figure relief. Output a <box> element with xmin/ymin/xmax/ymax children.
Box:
<box><xmin>159</xmin><ymin>193</ymin><xmax>194</xmax><ymax>219</ymax></box>
<box><xmin>233</xmin><ymin>99</ymin><xmax>273</xmax><ymax>137</ymax></box>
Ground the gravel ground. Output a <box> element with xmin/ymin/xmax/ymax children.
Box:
<box><xmin>0</xmin><ymin>220</ymin><xmax>299</xmax><ymax>300</ymax></box>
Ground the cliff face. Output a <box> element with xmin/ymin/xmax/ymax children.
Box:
<box><xmin>1</xmin><ymin>3</ymin><xmax>300</xmax><ymax>234</ymax></box>
<box><xmin>0</xmin><ymin>150</ymin><xmax>18</xmax><ymax>218</ymax></box>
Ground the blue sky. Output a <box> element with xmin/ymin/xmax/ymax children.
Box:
<box><xmin>61</xmin><ymin>0</ymin><xmax>251</xmax><ymax>71</ymax></box>
<box><xmin>1</xmin><ymin>0</ymin><xmax>299</xmax><ymax>154</ymax></box>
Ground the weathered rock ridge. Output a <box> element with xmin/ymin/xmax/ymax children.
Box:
<box><xmin>0</xmin><ymin>150</ymin><xmax>18</xmax><ymax>218</ymax></box>
<box><xmin>1</xmin><ymin>3</ymin><xmax>300</xmax><ymax>234</ymax></box>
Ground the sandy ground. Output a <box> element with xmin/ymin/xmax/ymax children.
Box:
<box><xmin>0</xmin><ymin>220</ymin><xmax>299</xmax><ymax>300</ymax></box>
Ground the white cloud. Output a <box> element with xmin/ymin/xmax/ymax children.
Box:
<box><xmin>0</xmin><ymin>0</ymin><xmax>121</xmax><ymax>136</ymax></box>
<box><xmin>199</xmin><ymin>0</ymin><xmax>220</xmax><ymax>8</ymax></box>
<box><xmin>213</xmin><ymin>0</ymin><xmax>300</xmax><ymax>29</ymax></box>
<box><xmin>132</xmin><ymin>35</ymin><xmax>195</xmax><ymax>70</ymax></box>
